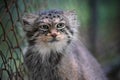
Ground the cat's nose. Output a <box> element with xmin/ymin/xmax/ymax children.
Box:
<box><xmin>51</xmin><ymin>33</ymin><xmax>57</xmax><ymax>38</ymax></box>
<box><xmin>50</xmin><ymin>29</ymin><xmax>58</xmax><ymax>38</ymax></box>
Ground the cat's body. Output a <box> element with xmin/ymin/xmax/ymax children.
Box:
<box><xmin>22</xmin><ymin>10</ymin><xmax>107</xmax><ymax>80</ymax></box>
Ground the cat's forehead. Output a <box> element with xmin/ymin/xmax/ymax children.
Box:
<box><xmin>39</xmin><ymin>10</ymin><xmax>63</xmax><ymax>17</ymax></box>
<box><xmin>35</xmin><ymin>10</ymin><xmax>66</xmax><ymax>24</ymax></box>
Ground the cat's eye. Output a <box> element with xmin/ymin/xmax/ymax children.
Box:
<box><xmin>56</xmin><ymin>23</ymin><xmax>65</xmax><ymax>29</ymax></box>
<box><xmin>39</xmin><ymin>25</ymin><xmax>49</xmax><ymax>31</ymax></box>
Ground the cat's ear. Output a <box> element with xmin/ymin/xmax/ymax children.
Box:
<box><xmin>22</xmin><ymin>13</ymin><xmax>39</xmax><ymax>31</ymax></box>
<box><xmin>63</xmin><ymin>10</ymin><xmax>80</xmax><ymax>32</ymax></box>
<box><xmin>64</xmin><ymin>10</ymin><xmax>77</xmax><ymax>17</ymax></box>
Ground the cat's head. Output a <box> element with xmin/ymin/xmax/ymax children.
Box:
<box><xmin>22</xmin><ymin>10</ymin><xmax>79</xmax><ymax>53</ymax></box>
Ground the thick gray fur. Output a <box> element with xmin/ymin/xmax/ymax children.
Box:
<box><xmin>23</xmin><ymin>10</ymin><xmax>107</xmax><ymax>80</ymax></box>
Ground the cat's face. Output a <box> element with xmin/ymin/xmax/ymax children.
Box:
<box><xmin>22</xmin><ymin>10</ymin><xmax>79</xmax><ymax>53</ymax></box>
<box><xmin>34</xmin><ymin>13</ymin><xmax>71</xmax><ymax>44</ymax></box>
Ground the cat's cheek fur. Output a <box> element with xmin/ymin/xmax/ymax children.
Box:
<box><xmin>30</xmin><ymin>36</ymin><xmax>68</xmax><ymax>58</ymax></box>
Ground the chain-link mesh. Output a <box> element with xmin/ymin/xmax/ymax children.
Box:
<box><xmin>0</xmin><ymin>0</ymin><xmax>32</xmax><ymax>80</ymax></box>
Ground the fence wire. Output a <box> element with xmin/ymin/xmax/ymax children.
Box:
<box><xmin>0</xmin><ymin>0</ymin><xmax>32</xmax><ymax>80</ymax></box>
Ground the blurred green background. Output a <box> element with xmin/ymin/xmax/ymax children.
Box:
<box><xmin>0</xmin><ymin>0</ymin><xmax>120</xmax><ymax>80</ymax></box>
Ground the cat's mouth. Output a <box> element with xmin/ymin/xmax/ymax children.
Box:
<box><xmin>49</xmin><ymin>38</ymin><xmax>59</xmax><ymax>43</ymax></box>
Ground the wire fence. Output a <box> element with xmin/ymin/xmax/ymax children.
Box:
<box><xmin>0</xmin><ymin>0</ymin><xmax>32</xmax><ymax>80</ymax></box>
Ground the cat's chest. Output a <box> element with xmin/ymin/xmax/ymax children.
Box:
<box><xmin>57</xmin><ymin>53</ymin><xmax>80</xmax><ymax>80</ymax></box>
<box><xmin>25</xmin><ymin>51</ymin><xmax>80</xmax><ymax>80</ymax></box>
